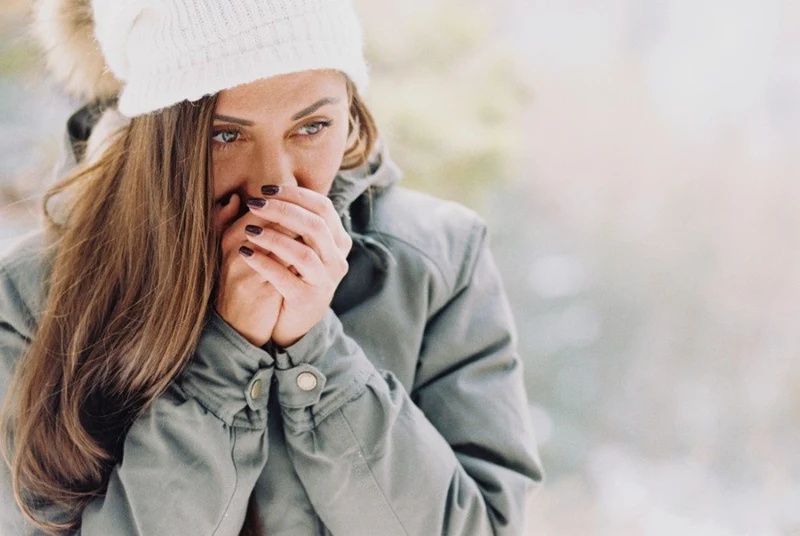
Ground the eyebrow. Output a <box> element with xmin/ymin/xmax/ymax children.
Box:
<box><xmin>212</xmin><ymin>97</ymin><xmax>340</xmax><ymax>126</ymax></box>
<box><xmin>213</xmin><ymin>114</ymin><xmax>254</xmax><ymax>126</ymax></box>
<box><xmin>291</xmin><ymin>97</ymin><xmax>339</xmax><ymax>120</ymax></box>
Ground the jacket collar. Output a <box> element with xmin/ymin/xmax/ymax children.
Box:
<box><xmin>329</xmin><ymin>140</ymin><xmax>402</xmax><ymax>221</ymax></box>
<box><xmin>330</xmin><ymin>141</ymin><xmax>401</xmax><ymax>313</ymax></box>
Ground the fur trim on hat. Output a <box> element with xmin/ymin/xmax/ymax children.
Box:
<box><xmin>31</xmin><ymin>0</ymin><xmax>122</xmax><ymax>102</ymax></box>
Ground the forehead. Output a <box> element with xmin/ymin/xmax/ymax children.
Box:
<box><xmin>214</xmin><ymin>69</ymin><xmax>348</xmax><ymax>117</ymax></box>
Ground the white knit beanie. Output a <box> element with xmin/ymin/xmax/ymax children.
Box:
<box><xmin>89</xmin><ymin>0</ymin><xmax>368</xmax><ymax>117</ymax></box>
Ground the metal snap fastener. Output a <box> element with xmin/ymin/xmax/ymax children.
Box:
<box><xmin>250</xmin><ymin>378</ymin><xmax>263</xmax><ymax>399</ymax></box>
<box><xmin>296</xmin><ymin>371</ymin><xmax>318</xmax><ymax>392</ymax></box>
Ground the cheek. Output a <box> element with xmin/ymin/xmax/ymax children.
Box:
<box><xmin>295</xmin><ymin>127</ymin><xmax>350</xmax><ymax>195</ymax></box>
<box><xmin>211</xmin><ymin>151</ymin><xmax>244</xmax><ymax>197</ymax></box>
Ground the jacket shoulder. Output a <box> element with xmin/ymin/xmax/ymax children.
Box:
<box><xmin>0</xmin><ymin>230</ymin><xmax>56</xmax><ymax>333</ymax></box>
<box><xmin>368</xmin><ymin>186</ymin><xmax>488</xmax><ymax>295</ymax></box>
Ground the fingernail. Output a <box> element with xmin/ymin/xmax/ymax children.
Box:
<box><xmin>261</xmin><ymin>185</ymin><xmax>280</xmax><ymax>196</ymax></box>
<box><xmin>245</xmin><ymin>225</ymin><xmax>262</xmax><ymax>236</ymax></box>
<box><xmin>239</xmin><ymin>246</ymin><xmax>254</xmax><ymax>257</ymax></box>
<box><xmin>246</xmin><ymin>198</ymin><xmax>267</xmax><ymax>209</ymax></box>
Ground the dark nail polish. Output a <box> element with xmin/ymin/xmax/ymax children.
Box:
<box><xmin>239</xmin><ymin>246</ymin><xmax>254</xmax><ymax>257</ymax></box>
<box><xmin>246</xmin><ymin>198</ymin><xmax>267</xmax><ymax>209</ymax></box>
<box><xmin>261</xmin><ymin>185</ymin><xmax>280</xmax><ymax>196</ymax></box>
<box><xmin>245</xmin><ymin>225</ymin><xmax>263</xmax><ymax>236</ymax></box>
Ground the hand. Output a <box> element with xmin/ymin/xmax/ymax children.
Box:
<box><xmin>214</xmin><ymin>193</ymin><xmax>284</xmax><ymax>347</ymax></box>
<box><xmin>241</xmin><ymin>185</ymin><xmax>352</xmax><ymax>347</ymax></box>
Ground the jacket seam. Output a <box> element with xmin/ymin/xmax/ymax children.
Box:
<box><xmin>366</xmin><ymin>216</ymin><xmax>486</xmax><ymax>301</ymax></box>
<box><xmin>176</xmin><ymin>382</ymin><xmax>266</xmax><ymax>430</ymax></box>
<box><xmin>212</xmin><ymin>427</ymin><xmax>239</xmax><ymax>535</ymax></box>
<box><xmin>178</xmin><ymin>382</ymin><xmax>232</xmax><ymax>424</ymax></box>
<box><xmin>454</xmin><ymin>219</ymin><xmax>487</xmax><ymax>291</ymax></box>
<box><xmin>368</xmin><ymin>232</ymin><xmax>453</xmax><ymax>295</ymax></box>
<box><xmin>338</xmin><ymin>406</ymin><xmax>410</xmax><ymax>536</ymax></box>
<box><xmin>0</xmin><ymin>263</ymin><xmax>35</xmax><ymax>330</ymax></box>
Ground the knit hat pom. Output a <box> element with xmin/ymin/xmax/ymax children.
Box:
<box><xmin>31</xmin><ymin>0</ymin><xmax>122</xmax><ymax>102</ymax></box>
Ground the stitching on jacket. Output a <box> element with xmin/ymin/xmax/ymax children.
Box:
<box><xmin>177</xmin><ymin>381</ymin><xmax>230</xmax><ymax>423</ymax></box>
<box><xmin>370</xmin><ymin>233</ymin><xmax>454</xmax><ymax>295</ymax></box>
<box><xmin>454</xmin><ymin>219</ymin><xmax>487</xmax><ymax>292</ymax></box>
<box><xmin>212</xmin><ymin>427</ymin><xmax>239</xmax><ymax>535</ymax></box>
<box><xmin>337</xmin><ymin>406</ymin><xmax>410</xmax><ymax>535</ymax></box>
<box><xmin>368</xmin><ymin>215</ymin><xmax>486</xmax><ymax>308</ymax></box>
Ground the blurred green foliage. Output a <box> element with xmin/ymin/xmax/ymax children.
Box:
<box><xmin>0</xmin><ymin>43</ymin><xmax>35</xmax><ymax>77</ymax></box>
<box><xmin>360</xmin><ymin>2</ymin><xmax>532</xmax><ymax>209</ymax></box>
<box><xmin>0</xmin><ymin>1</ymin><xmax>36</xmax><ymax>77</ymax></box>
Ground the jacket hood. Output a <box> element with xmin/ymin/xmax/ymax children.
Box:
<box><xmin>31</xmin><ymin>0</ymin><xmax>122</xmax><ymax>102</ymax></box>
<box><xmin>328</xmin><ymin>141</ymin><xmax>402</xmax><ymax>220</ymax></box>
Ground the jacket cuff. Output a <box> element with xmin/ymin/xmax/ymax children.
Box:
<box><xmin>273</xmin><ymin>309</ymin><xmax>375</xmax><ymax>432</ymax></box>
<box><xmin>179</xmin><ymin>312</ymin><xmax>275</xmax><ymax>428</ymax></box>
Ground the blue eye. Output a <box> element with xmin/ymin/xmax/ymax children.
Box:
<box><xmin>211</xmin><ymin>129</ymin><xmax>240</xmax><ymax>144</ymax></box>
<box><xmin>296</xmin><ymin>120</ymin><xmax>331</xmax><ymax>136</ymax></box>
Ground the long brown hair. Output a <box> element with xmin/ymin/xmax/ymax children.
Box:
<box><xmin>1</xmin><ymin>78</ymin><xmax>376</xmax><ymax>534</ymax></box>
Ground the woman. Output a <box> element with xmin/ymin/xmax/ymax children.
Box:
<box><xmin>0</xmin><ymin>0</ymin><xmax>543</xmax><ymax>534</ymax></box>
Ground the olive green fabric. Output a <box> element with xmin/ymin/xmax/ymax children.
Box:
<box><xmin>0</xmin><ymin>150</ymin><xmax>543</xmax><ymax>535</ymax></box>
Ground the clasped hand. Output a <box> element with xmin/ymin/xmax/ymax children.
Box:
<box><xmin>214</xmin><ymin>186</ymin><xmax>352</xmax><ymax>348</ymax></box>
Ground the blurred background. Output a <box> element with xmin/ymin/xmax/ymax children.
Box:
<box><xmin>2</xmin><ymin>0</ymin><xmax>799</xmax><ymax>534</ymax></box>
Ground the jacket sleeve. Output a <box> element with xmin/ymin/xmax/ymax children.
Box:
<box><xmin>79</xmin><ymin>313</ymin><xmax>275</xmax><ymax>535</ymax></box>
<box><xmin>0</xmin><ymin>257</ymin><xmax>275</xmax><ymax>535</ymax></box>
<box><xmin>272</xmin><ymin>223</ymin><xmax>543</xmax><ymax>536</ymax></box>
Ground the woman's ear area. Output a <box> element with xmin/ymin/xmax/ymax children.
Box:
<box><xmin>341</xmin><ymin>76</ymin><xmax>378</xmax><ymax>171</ymax></box>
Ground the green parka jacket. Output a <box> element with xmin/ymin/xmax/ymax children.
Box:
<box><xmin>0</xmin><ymin>129</ymin><xmax>543</xmax><ymax>534</ymax></box>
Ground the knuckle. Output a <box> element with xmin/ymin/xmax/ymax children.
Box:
<box><xmin>305</xmin><ymin>190</ymin><xmax>332</xmax><ymax>213</ymax></box>
<box><xmin>277</xmin><ymin>268</ymin><xmax>295</xmax><ymax>288</ymax></box>
<box><xmin>307</xmin><ymin>214</ymin><xmax>325</xmax><ymax>233</ymax></box>
<box><xmin>320</xmin><ymin>196</ymin><xmax>335</xmax><ymax>213</ymax></box>
<box><xmin>263</xmin><ymin>229</ymin><xmax>281</xmax><ymax>247</ymax></box>
<box><xmin>298</xmin><ymin>247</ymin><xmax>316</xmax><ymax>266</ymax></box>
<box><xmin>276</xmin><ymin>200</ymin><xmax>293</xmax><ymax>216</ymax></box>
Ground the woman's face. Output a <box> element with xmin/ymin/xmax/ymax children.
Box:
<box><xmin>211</xmin><ymin>69</ymin><xmax>351</xmax><ymax>221</ymax></box>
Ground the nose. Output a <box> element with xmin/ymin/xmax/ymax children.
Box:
<box><xmin>213</xmin><ymin>141</ymin><xmax>298</xmax><ymax>230</ymax></box>
<box><xmin>248</xmin><ymin>143</ymin><xmax>297</xmax><ymax>197</ymax></box>
<box><xmin>214</xmin><ymin>139</ymin><xmax>298</xmax><ymax>220</ymax></box>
